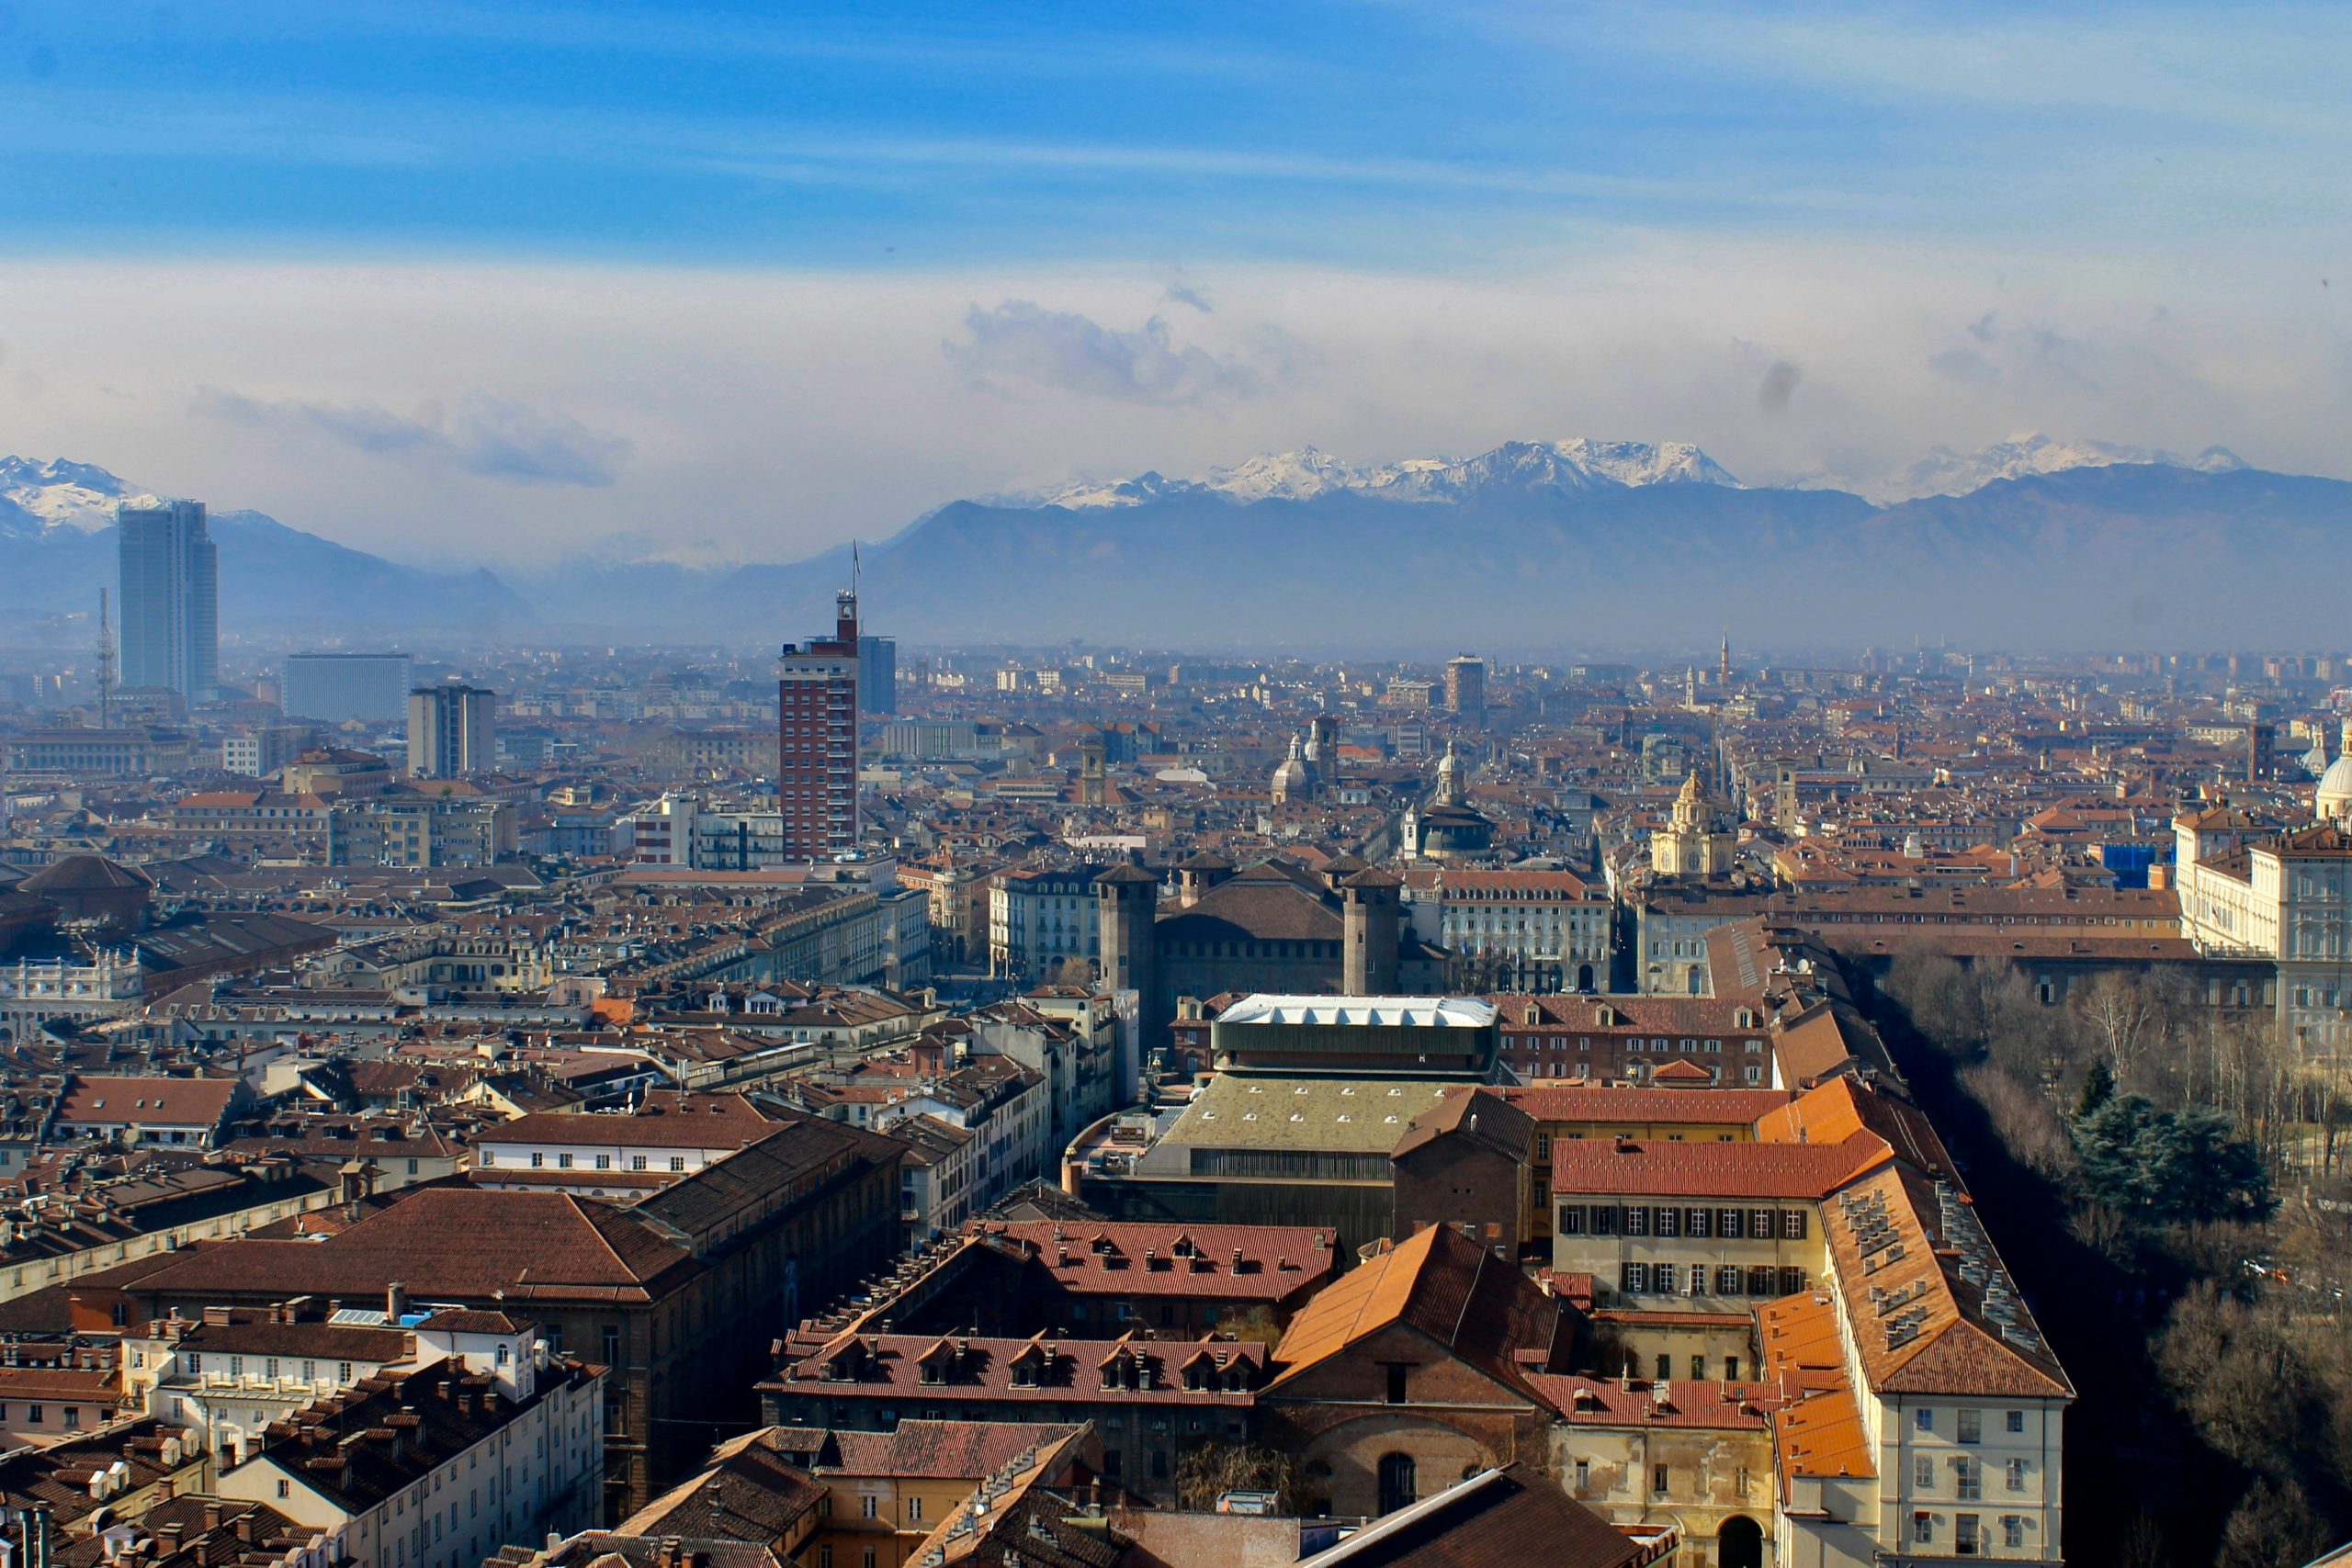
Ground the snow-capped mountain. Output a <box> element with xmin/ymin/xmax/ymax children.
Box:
<box><xmin>0</xmin><ymin>455</ymin><xmax>531</xmax><ymax>629</ymax></box>
<box><xmin>1016</xmin><ymin>438</ymin><xmax>1744</xmax><ymax>509</ymax></box>
<box><xmin>0</xmin><ymin>456</ymin><xmax>157</xmax><ymax>536</ymax></box>
<box><xmin>1878</xmin><ymin>433</ymin><xmax>2245</xmax><ymax>503</ymax></box>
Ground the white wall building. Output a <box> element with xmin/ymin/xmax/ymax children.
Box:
<box><xmin>2176</xmin><ymin>804</ymin><xmax>2349</xmax><ymax>1047</ymax></box>
<box><xmin>216</xmin><ymin>1325</ymin><xmax>604</xmax><ymax>1568</ymax></box>
<box><xmin>987</xmin><ymin>867</ymin><xmax>1102</xmax><ymax>981</ymax></box>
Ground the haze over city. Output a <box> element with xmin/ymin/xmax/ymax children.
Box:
<box><xmin>4</xmin><ymin>8</ymin><xmax>2352</xmax><ymax>1568</ymax></box>
<box><xmin>2</xmin><ymin>2</ymin><xmax>2348</xmax><ymax>578</ymax></box>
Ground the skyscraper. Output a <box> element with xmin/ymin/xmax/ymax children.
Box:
<box><xmin>117</xmin><ymin>499</ymin><xmax>218</xmax><ymax>704</ymax></box>
<box><xmin>858</xmin><ymin>634</ymin><xmax>899</xmax><ymax>716</ymax></box>
<box><xmin>1443</xmin><ymin>654</ymin><xmax>1486</xmax><ymax>722</ymax></box>
<box><xmin>408</xmin><ymin>682</ymin><xmax>497</xmax><ymax>778</ymax></box>
<box><xmin>777</xmin><ymin>591</ymin><xmax>861</xmax><ymax>860</ymax></box>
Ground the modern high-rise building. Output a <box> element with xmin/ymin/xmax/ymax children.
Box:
<box><xmin>858</xmin><ymin>634</ymin><xmax>899</xmax><ymax>716</ymax></box>
<box><xmin>117</xmin><ymin>499</ymin><xmax>218</xmax><ymax>704</ymax></box>
<box><xmin>777</xmin><ymin>591</ymin><xmax>862</xmax><ymax>860</ymax></box>
<box><xmin>284</xmin><ymin>652</ymin><xmax>413</xmax><ymax>723</ymax></box>
<box><xmin>1444</xmin><ymin>654</ymin><xmax>1487</xmax><ymax>721</ymax></box>
<box><xmin>407</xmin><ymin>682</ymin><xmax>497</xmax><ymax>778</ymax></box>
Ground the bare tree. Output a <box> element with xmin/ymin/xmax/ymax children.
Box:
<box><xmin>1961</xmin><ymin>1062</ymin><xmax>2075</xmax><ymax>1180</ymax></box>
<box><xmin>1173</xmin><ymin>1441</ymin><xmax>1301</xmax><ymax>1512</ymax></box>
<box><xmin>2077</xmin><ymin>973</ymin><xmax>2163</xmax><ymax>1087</ymax></box>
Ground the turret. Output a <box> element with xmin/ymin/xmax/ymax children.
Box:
<box><xmin>1173</xmin><ymin>851</ymin><xmax>1233</xmax><ymax>909</ymax></box>
<box><xmin>1340</xmin><ymin>867</ymin><xmax>1403</xmax><ymax>995</ymax></box>
<box><xmin>1095</xmin><ymin>862</ymin><xmax>1164</xmax><ymax>1043</ymax></box>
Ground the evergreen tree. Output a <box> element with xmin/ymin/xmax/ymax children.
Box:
<box><xmin>2075</xmin><ymin>1058</ymin><xmax>2115</xmax><ymax>1120</ymax></box>
<box><xmin>2148</xmin><ymin>1105</ymin><xmax>2275</xmax><ymax>1225</ymax></box>
<box><xmin>2073</xmin><ymin>1093</ymin><xmax>2160</xmax><ymax>1210</ymax></box>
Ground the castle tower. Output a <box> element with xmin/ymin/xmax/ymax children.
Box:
<box><xmin>1096</xmin><ymin>861</ymin><xmax>1163</xmax><ymax>1040</ymax></box>
<box><xmin>1340</xmin><ymin>867</ymin><xmax>1403</xmax><ymax>995</ymax></box>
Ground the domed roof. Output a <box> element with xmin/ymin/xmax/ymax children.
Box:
<box><xmin>21</xmin><ymin>854</ymin><xmax>151</xmax><ymax>894</ymax></box>
<box><xmin>2319</xmin><ymin>753</ymin><xmax>2352</xmax><ymax>802</ymax></box>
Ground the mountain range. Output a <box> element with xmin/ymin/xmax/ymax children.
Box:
<box><xmin>0</xmin><ymin>434</ymin><xmax>2340</xmax><ymax>652</ymax></box>
<box><xmin>0</xmin><ymin>458</ymin><xmax>528</xmax><ymax>636</ymax></box>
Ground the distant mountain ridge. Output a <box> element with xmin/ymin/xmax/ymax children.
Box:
<box><xmin>1010</xmin><ymin>437</ymin><xmax>1742</xmax><ymax>509</ymax></box>
<box><xmin>0</xmin><ymin>459</ymin><xmax>529</xmax><ymax>632</ymax></box>
<box><xmin>1872</xmin><ymin>433</ymin><xmax>2246</xmax><ymax>502</ymax></box>
<box><xmin>2</xmin><ymin>436</ymin><xmax>2337</xmax><ymax>649</ymax></box>
<box><xmin>999</xmin><ymin>432</ymin><xmax>2245</xmax><ymax>511</ymax></box>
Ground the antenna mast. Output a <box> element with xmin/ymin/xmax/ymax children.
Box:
<box><xmin>95</xmin><ymin>588</ymin><xmax>116</xmax><ymax>730</ymax></box>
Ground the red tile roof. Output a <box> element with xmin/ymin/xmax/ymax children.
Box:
<box><xmin>1551</xmin><ymin>1131</ymin><xmax>1891</xmax><ymax>1200</ymax></box>
<box><xmin>983</xmin><ymin>1221</ymin><xmax>1336</xmax><ymax>1303</ymax></box>
<box><xmin>55</xmin><ymin>1076</ymin><xmax>236</xmax><ymax>1128</ymax></box>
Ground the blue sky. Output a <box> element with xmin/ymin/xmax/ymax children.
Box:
<box><xmin>7</xmin><ymin>1</ymin><xmax>2341</xmax><ymax>265</ymax></box>
<box><xmin>1</xmin><ymin>2</ymin><xmax>2346</xmax><ymax>564</ymax></box>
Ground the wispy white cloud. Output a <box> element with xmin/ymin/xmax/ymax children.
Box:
<box><xmin>945</xmin><ymin>301</ymin><xmax>1281</xmax><ymax>406</ymax></box>
<box><xmin>192</xmin><ymin>387</ymin><xmax>631</xmax><ymax>486</ymax></box>
<box><xmin>0</xmin><ymin>242</ymin><xmax>2343</xmax><ymax>571</ymax></box>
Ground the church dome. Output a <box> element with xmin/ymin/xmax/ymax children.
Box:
<box><xmin>1272</xmin><ymin>737</ymin><xmax>1313</xmax><ymax>803</ymax></box>
<box><xmin>2318</xmin><ymin>754</ymin><xmax>2352</xmax><ymax>819</ymax></box>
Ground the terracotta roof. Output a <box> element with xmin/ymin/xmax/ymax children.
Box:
<box><xmin>233</xmin><ymin>1355</ymin><xmax>600</xmax><ymax>1514</ymax></box>
<box><xmin>617</xmin><ymin>1427</ymin><xmax>827</xmax><ymax>1541</ymax></box>
<box><xmin>481</xmin><ymin>1092</ymin><xmax>786</xmax><ymax>1150</ymax></box>
<box><xmin>1292</xmin><ymin>1464</ymin><xmax>1649</xmax><ymax>1568</ymax></box>
<box><xmin>985</xmin><ymin>1221</ymin><xmax>1336</xmax><ymax>1303</ymax></box>
<box><xmin>1755</xmin><ymin>1076</ymin><xmax>1951</xmax><ymax>1175</ymax></box>
<box><xmin>798</xmin><ymin>1419</ymin><xmax>1086</xmax><ymax>1480</ymax></box>
<box><xmin>767</xmin><ymin>1333</ymin><xmax>1264</xmax><ymax>1405</ymax></box>
<box><xmin>1157</xmin><ymin>863</ymin><xmax>1344</xmax><ymax>943</ymax></box>
<box><xmin>95</xmin><ymin>1186</ymin><xmax>701</xmax><ymax>1305</ymax></box>
<box><xmin>1551</xmin><ymin>1131</ymin><xmax>1891</xmax><ymax>1200</ymax></box>
<box><xmin>1390</xmin><ymin>1088</ymin><xmax>1532</xmax><ymax>1163</ymax></box>
<box><xmin>1522</xmin><ymin>1372</ymin><xmax>1773</xmax><ymax>1429</ymax></box>
<box><xmin>1816</xmin><ymin>1166</ymin><xmax>2070</xmax><ymax>1401</ymax></box>
<box><xmin>21</xmin><ymin>855</ymin><xmax>151</xmax><ymax>893</ymax></box>
<box><xmin>55</xmin><ymin>1076</ymin><xmax>236</xmax><ymax>1127</ymax></box>
<box><xmin>1755</xmin><ymin>1292</ymin><xmax>1875</xmax><ymax>1491</ymax></box>
<box><xmin>1268</xmin><ymin>1224</ymin><xmax>1563</xmax><ymax>1400</ymax></box>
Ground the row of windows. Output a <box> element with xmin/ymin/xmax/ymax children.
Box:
<box><xmin>1516</xmin><ymin>1060</ymin><xmax>1766</xmax><ymax>1084</ymax></box>
<box><xmin>1509</xmin><ymin>1034</ymin><xmax>1763</xmax><ymax>1052</ymax></box>
<box><xmin>1563</xmin><ymin>1204</ymin><xmax>1807</xmax><ymax>1239</ymax></box>
<box><xmin>1917</xmin><ymin>1405</ymin><xmax>2030</xmax><ymax>1442</ymax></box>
<box><xmin>480</xmin><ymin>1150</ymin><xmax>687</xmax><ymax>1172</ymax></box>
<box><xmin>1913</xmin><ymin>1512</ymin><xmax>2032</xmax><ymax>1551</ymax></box>
<box><xmin>182</xmin><ymin>1353</ymin><xmax>356</xmax><ymax>1382</ymax></box>
<box><xmin>1618</xmin><ymin>1261</ymin><xmax>1806</xmax><ymax>1297</ymax></box>
<box><xmin>0</xmin><ymin>1404</ymin><xmax>75</xmax><ymax>1427</ymax></box>
<box><xmin>1913</xmin><ymin>1453</ymin><xmax>2032</xmax><ymax>1495</ymax></box>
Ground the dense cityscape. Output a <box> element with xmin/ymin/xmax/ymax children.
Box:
<box><xmin>0</xmin><ymin>475</ymin><xmax>2345</xmax><ymax>1567</ymax></box>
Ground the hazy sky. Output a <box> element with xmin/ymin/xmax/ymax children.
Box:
<box><xmin>2</xmin><ymin>1</ymin><xmax>2347</xmax><ymax>568</ymax></box>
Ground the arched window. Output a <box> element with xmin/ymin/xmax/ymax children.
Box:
<box><xmin>1377</xmin><ymin>1453</ymin><xmax>1418</xmax><ymax>1516</ymax></box>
